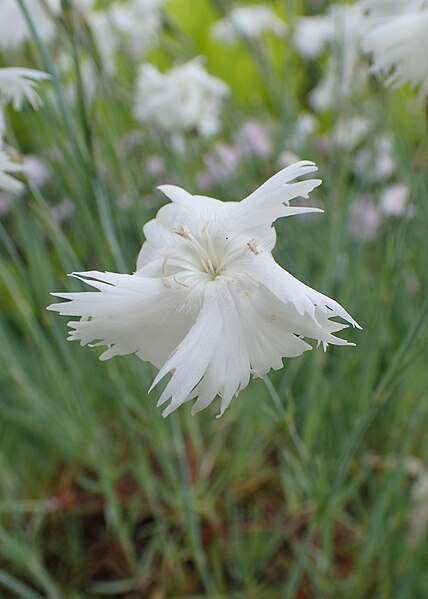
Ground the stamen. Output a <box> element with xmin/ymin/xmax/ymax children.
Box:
<box><xmin>162</xmin><ymin>253</ymin><xmax>173</xmax><ymax>288</ymax></box>
<box><xmin>247</xmin><ymin>239</ymin><xmax>260</xmax><ymax>255</ymax></box>
<box><xmin>166</xmin><ymin>224</ymin><xmax>250</xmax><ymax>284</ymax></box>
<box><xmin>174</xmin><ymin>224</ymin><xmax>191</xmax><ymax>239</ymax></box>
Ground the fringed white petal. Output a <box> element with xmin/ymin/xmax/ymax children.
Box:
<box><xmin>364</xmin><ymin>11</ymin><xmax>428</xmax><ymax>97</ymax></box>
<box><xmin>250</xmin><ymin>254</ymin><xmax>361</xmax><ymax>334</ymax></box>
<box><xmin>48</xmin><ymin>271</ymin><xmax>196</xmax><ymax>368</ymax></box>
<box><xmin>150</xmin><ymin>276</ymin><xmax>316</xmax><ymax>418</ymax></box>
<box><xmin>243</xmin><ymin>163</ymin><xmax>318</xmax><ymax>203</ymax></box>
<box><xmin>156</xmin><ymin>184</ymin><xmax>194</xmax><ymax>206</ymax></box>
<box><xmin>150</xmin><ymin>280</ymin><xmax>251</xmax><ymax>417</ymax></box>
<box><xmin>236</xmin><ymin>161</ymin><xmax>322</xmax><ymax>228</ymax></box>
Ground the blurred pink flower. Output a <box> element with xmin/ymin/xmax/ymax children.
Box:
<box><xmin>235</xmin><ymin>121</ymin><xmax>272</xmax><ymax>159</ymax></box>
<box><xmin>348</xmin><ymin>195</ymin><xmax>381</xmax><ymax>240</ymax></box>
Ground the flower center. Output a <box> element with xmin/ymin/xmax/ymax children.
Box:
<box><xmin>176</xmin><ymin>224</ymin><xmax>229</xmax><ymax>280</ymax></box>
<box><xmin>162</xmin><ymin>224</ymin><xmax>253</xmax><ymax>287</ymax></box>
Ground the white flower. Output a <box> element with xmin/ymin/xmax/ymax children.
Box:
<box><xmin>109</xmin><ymin>0</ymin><xmax>165</xmax><ymax>56</ymax></box>
<box><xmin>0</xmin><ymin>68</ymin><xmax>49</xmax><ymax>195</ymax></box>
<box><xmin>0</xmin><ymin>150</ymin><xmax>24</xmax><ymax>194</ymax></box>
<box><xmin>294</xmin><ymin>4</ymin><xmax>362</xmax><ymax>59</ymax></box>
<box><xmin>0</xmin><ymin>0</ymin><xmax>60</xmax><ymax>50</ymax></box>
<box><xmin>0</xmin><ymin>68</ymin><xmax>49</xmax><ymax>196</ymax></box>
<box><xmin>354</xmin><ymin>135</ymin><xmax>396</xmax><ymax>182</ymax></box>
<box><xmin>0</xmin><ymin>68</ymin><xmax>50</xmax><ymax>110</ymax></box>
<box><xmin>309</xmin><ymin>52</ymin><xmax>367</xmax><ymax>112</ymax></box>
<box><xmin>360</xmin><ymin>0</ymin><xmax>424</xmax><ymax>18</ymax></box>
<box><xmin>332</xmin><ymin>117</ymin><xmax>371</xmax><ymax>150</ymax></box>
<box><xmin>0</xmin><ymin>108</ymin><xmax>5</xmax><ymax>140</ymax></box>
<box><xmin>293</xmin><ymin>14</ymin><xmax>334</xmax><ymax>59</ymax></box>
<box><xmin>300</xmin><ymin>5</ymin><xmax>367</xmax><ymax>111</ymax></box>
<box><xmin>288</xmin><ymin>113</ymin><xmax>318</xmax><ymax>151</ymax></box>
<box><xmin>379</xmin><ymin>183</ymin><xmax>410</xmax><ymax>217</ymax></box>
<box><xmin>211</xmin><ymin>4</ymin><xmax>287</xmax><ymax>45</ymax></box>
<box><xmin>48</xmin><ymin>161</ymin><xmax>360</xmax><ymax>417</ymax></box>
<box><xmin>134</xmin><ymin>59</ymin><xmax>229</xmax><ymax>137</ymax></box>
<box><xmin>23</xmin><ymin>154</ymin><xmax>51</xmax><ymax>186</ymax></box>
<box><xmin>77</xmin><ymin>0</ymin><xmax>165</xmax><ymax>74</ymax></box>
<box><xmin>362</xmin><ymin>3</ymin><xmax>428</xmax><ymax>97</ymax></box>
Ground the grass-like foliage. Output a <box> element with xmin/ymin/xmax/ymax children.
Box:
<box><xmin>0</xmin><ymin>0</ymin><xmax>428</xmax><ymax>597</ymax></box>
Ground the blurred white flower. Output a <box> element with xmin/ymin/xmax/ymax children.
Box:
<box><xmin>23</xmin><ymin>154</ymin><xmax>51</xmax><ymax>187</ymax></box>
<box><xmin>78</xmin><ymin>0</ymin><xmax>165</xmax><ymax>73</ymax></box>
<box><xmin>362</xmin><ymin>2</ymin><xmax>428</xmax><ymax>97</ymax></box>
<box><xmin>0</xmin><ymin>0</ymin><xmax>60</xmax><ymax>50</ymax></box>
<box><xmin>108</xmin><ymin>0</ymin><xmax>164</xmax><ymax>56</ymax></box>
<box><xmin>0</xmin><ymin>68</ymin><xmax>50</xmax><ymax>110</ymax></box>
<box><xmin>309</xmin><ymin>55</ymin><xmax>367</xmax><ymax>112</ymax></box>
<box><xmin>0</xmin><ymin>109</ymin><xmax>5</xmax><ymax>140</ymax></box>
<box><xmin>293</xmin><ymin>14</ymin><xmax>334</xmax><ymax>59</ymax></box>
<box><xmin>134</xmin><ymin>59</ymin><xmax>229</xmax><ymax>137</ymax></box>
<box><xmin>0</xmin><ymin>150</ymin><xmax>24</xmax><ymax>194</ymax></box>
<box><xmin>0</xmin><ymin>68</ymin><xmax>49</xmax><ymax>193</ymax></box>
<box><xmin>288</xmin><ymin>113</ymin><xmax>318</xmax><ymax>152</ymax></box>
<box><xmin>0</xmin><ymin>69</ymin><xmax>49</xmax><ymax>195</ymax></box>
<box><xmin>318</xmin><ymin>8</ymin><xmax>366</xmax><ymax>111</ymax></box>
<box><xmin>211</xmin><ymin>4</ymin><xmax>287</xmax><ymax>45</ymax></box>
<box><xmin>295</xmin><ymin>5</ymin><xmax>367</xmax><ymax>111</ymax></box>
<box><xmin>294</xmin><ymin>4</ymin><xmax>362</xmax><ymax>58</ymax></box>
<box><xmin>333</xmin><ymin>117</ymin><xmax>371</xmax><ymax>150</ymax></box>
<box><xmin>379</xmin><ymin>183</ymin><xmax>410</xmax><ymax>217</ymax></box>
<box><xmin>48</xmin><ymin>161</ymin><xmax>360</xmax><ymax>417</ymax></box>
<box><xmin>360</xmin><ymin>0</ymin><xmax>424</xmax><ymax>18</ymax></box>
<box><xmin>354</xmin><ymin>135</ymin><xmax>396</xmax><ymax>182</ymax></box>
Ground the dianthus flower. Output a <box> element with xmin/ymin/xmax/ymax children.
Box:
<box><xmin>133</xmin><ymin>59</ymin><xmax>229</xmax><ymax>138</ymax></box>
<box><xmin>362</xmin><ymin>0</ymin><xmax>428</xmax><ymax>97</ymax></box>
<box><xmin>295</xmin><ymin>4</ymin><xmax>366</xmax><ymax>111</ymax></box>
<box><xmin>75</xmin><ymin>0</ymin><xmax>165</xmax><ymax>74</ymax></box>
<box><xmin>0</xmin><ymin>150</ymin><xmax>24</xmax><ymax>194</ymax></box>
<box><xmin>48</xmin><ymin>162</ymin><xmax>360</xmax><ymax>417</ymax></box>
<box><xmin>0</xmin><ymin>68</ymin><xmax>49</xmax><ymax>194</ymax></box>
<box><xmin>211</xmin><ymin>4</ymin><xmax>287</xmax><ymax>45</ymax></box>
<box><xmin>0</xmin><ymin>68</ymin><xmax>50</xmax><ymax>110</ymax></box>
<box><xmin>0</xmin><ymin>0</ymin><xmax>60</xmax><ymax>50</ymax></box>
